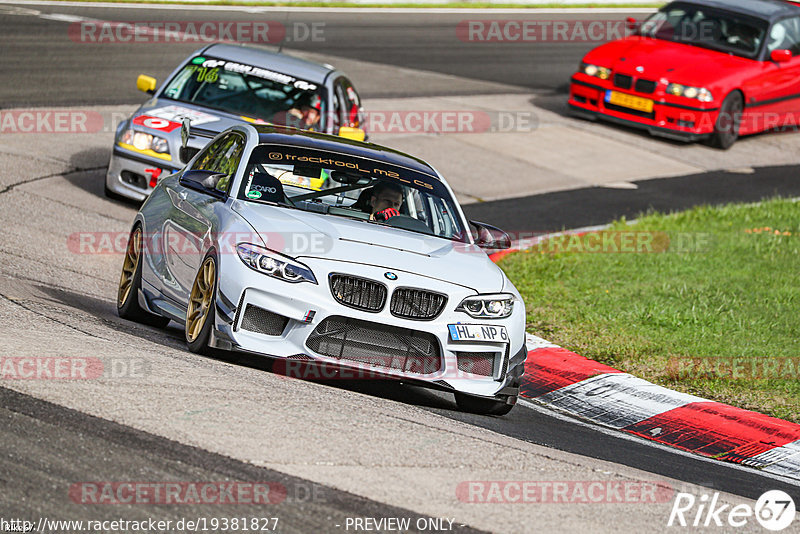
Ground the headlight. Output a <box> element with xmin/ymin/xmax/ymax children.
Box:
<box><xmin>236</xmin><ymin>243</ymin><xmax>317</xmax><ymax>284</ymax></box>
<box><xmin>456</xmin><ymin>294</ymin><xmax>515</xmax><ymax>319</ymax></box>
<box><xmin>580</xmin><ymin>62</ymin><xmax>612</xmax><ymax>80</ymax></box>
<box><xmin>666</xmin><ymin>83</ymin><xmax>713</xmax><ymax>103</ymax></box>
<box><xmin>119</xmin><ymin>129</ymin><xmax>170</xmax><ymax>154</ymax></box>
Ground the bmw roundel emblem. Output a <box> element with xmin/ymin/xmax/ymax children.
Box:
<box><xmin>384</xmin><ymin>272</ymin><xmax>398</xmax><ymax>280</ymax></box>
<box><xmin>636</xmin><ymin>66</ymin><xmax>645</xmax><ymax>73</ymax></box>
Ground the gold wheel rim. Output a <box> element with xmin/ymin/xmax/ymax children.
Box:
<box><xmin>186</xmin><ymin>257</ymin><xmax>215</xmax><ymax>343</ymax></box>
<box><xmin>117</xmin><ymin>228</ymin><xmax>141</xmax><ymax>307</ymax></box>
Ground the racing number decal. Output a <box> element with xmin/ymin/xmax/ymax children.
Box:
<box><xmin>189</xmin><ymin>66</ymin><xmax>220</xmax><ymax>83</ymax></box>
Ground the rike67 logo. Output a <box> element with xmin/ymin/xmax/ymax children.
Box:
<box><xmin>668</xmin><ymin>490</ymin><xmax>796</xmax><ymax>531</ymax></box>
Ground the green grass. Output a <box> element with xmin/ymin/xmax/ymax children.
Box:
<box><xmin>500</xmin><ymin>198</ymin><xmax>800</xmax><ymax>423</ymax></box>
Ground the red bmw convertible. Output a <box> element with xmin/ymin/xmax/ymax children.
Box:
<box><xmin>569</xmin><ymin>0</ymin><xmax>800</xmax><ymax>148</ymax></box>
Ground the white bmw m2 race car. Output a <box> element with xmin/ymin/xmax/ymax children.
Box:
<box><xmin>116</xmin><ymin>125</ymin><xmax>526</xmax><ymax>415</ymax></box>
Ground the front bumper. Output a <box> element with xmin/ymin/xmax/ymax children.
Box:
<box><xmin>106</xmin><ymin>146</ymin><xmax>181</xmax><ymax>201</ymax></box>
<box><xmin>568</xmin><ymin>75</ymin><xmax>718</xmax><ymax>142</ymax></box>
<box><xmin>210</xmin><ymin>255</ymin><xmax>527</xmax><ymax>399</ymax></box>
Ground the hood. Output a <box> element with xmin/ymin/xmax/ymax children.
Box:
<box><xmin>586</xmin><ymin>36</ymin><xmax>755</xmax><ymax>88</ymax></box>
<box><xmin>135</xmin><ymin>98</ymin><xmax>256</xmax><ymax>135</ymax></box>
<box><xmin>231</xmin><ymin>201</ymin><xmax>506</xmax><ymax>293</ymax></box>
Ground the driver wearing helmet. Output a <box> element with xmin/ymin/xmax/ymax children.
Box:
<box><xmin>287</xmin><ymin>93</ymin><xmax>322</xmax><ymax>130</ymax></box>
<box><xmin>768</xmin><ymin>22</ymin><xmax>789</xmax><ymax>52</ymax></box>
<box><xmin>358</xmin><ymin>181</ymin><xmax>403</xmax><ymax>222</ymax></box>
<box><xmin>273</xmin><ymin>93</ymin><xmax>322</xmax><ymax>130</ymax></box>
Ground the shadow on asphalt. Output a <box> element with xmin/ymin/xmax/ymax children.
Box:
<box><xmin>528</xmin><ymin>92</ymin><xmax>692</xmax><ymax>149</ymax></box>
<box><xmin>66</xmin><ymin>147</ymin><xmax>144</xmax><ymax>207</ymax></box>
<box><xmin>33</xmin><ymin>283</ymin><xmax>462</xmax><ymax>413</ymax></box>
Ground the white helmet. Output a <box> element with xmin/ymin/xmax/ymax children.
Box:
<box><xmin>769</xmin><ymin>23</ymin><xmax>787</xmax><ymax>50</ymax></box>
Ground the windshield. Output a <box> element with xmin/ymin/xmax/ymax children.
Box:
<box><xmin>161</xmin><ymin>56</ymin><xmax>326</xmax><ymax>130</ymax></box>
<box><xmin>639</xmin><ymin>3</ymin><xmax>768</xmax><ymax>58</ymax></box>
<box><xmin>237</xmin><ymin>145</ymin><xmax>468</xmax><ymax>242</ymax></box>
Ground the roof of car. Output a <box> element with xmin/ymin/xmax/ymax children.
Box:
<box><xmin>667</xmin><ymin>0</ymin><xmax>800</xmax><ymax>21</ymax></box>
<box><xmin>250</xmin><ymin>126</ymin><xmax>441</xmax><ymax>179</ymax></box>
<box><xmin>199</xmin><ymin>44</ymin><xmax>335</xmax><ymax>84</ymax></box>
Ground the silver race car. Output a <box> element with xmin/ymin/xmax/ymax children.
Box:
<box><xmin>117</xmin><ymin>125</ymin><xmax>526</xmax><ymax>415</ymax></box>
<box><xmin>106</xmin><ymin>44</ymin><xmax>366</xmax><ymax>201</ymax></box>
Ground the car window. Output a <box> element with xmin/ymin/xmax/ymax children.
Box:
<box><xmin>238</xmin><ymin>145</ymin><xmax>467</xmax><ymax>242</ymax></box>
<box><xmin>767</xmin><ymin>17</ymin><xmax>800</xmax><ymax>55</ymax></box>
<box><xmin>639</xmin><ymin>3</ymin><xmax>767</xmax><ymax>58</ymax></box>
<box><xmin>334</xmin><ymin>77</ymin><xmax>364</xmax><ymax>129</ymax></box>
<box><xmin>162</xmin><ymin>56</ymin><xmax>327</xmax><ymax>131</ymax></box>
<box><xmin>190</xmin><ymin>133</ymin><xmax>245</xmax><ymax>193</ymax></box>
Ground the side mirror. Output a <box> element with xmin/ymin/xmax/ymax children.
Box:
<box><xmin>771</xmin><ymin>49</ymin><xmax>793</xmax><ymax>63</ymax></box>
<box><xmin>180</xmin><ymin>118</ymin><xmax>191</xmax><ymax>148</ymax></box>
<box><xmin>470</xmin><ymin>221</ymin><xmax>512</xmax><ymax>250</ymax></box>
<box><xmin>178</xmin><ymin>118</ymin><xmax>196</xmax><ymax>163</ymax></box>
<box><xmin>179</xmin><ymin>169</ymin><xmax>226</xmax><ymax>199</ymax></box>
<box><xmin>338</xmin><ymin>126</ymin><xmax>366</xmax><ymax>142</ymax></box>
<box><xmin>626</xmin><ymin>17</ymin><xmax>638</xmax><ymax>31</ymax></box>
<box><xmin>137</xmin><ymin>74</ymin><xmax>157</xmax><ymax>95</ymax></box>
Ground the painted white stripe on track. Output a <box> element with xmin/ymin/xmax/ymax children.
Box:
<box><xmin>37</xmin><ymin>12</ymin><xmax>87</xmax><ymax>21</ymax></box>
<box><xmin>536</xmin><ymin>372</ymin><xmax>706</xmax><ymax>429</ymax></box>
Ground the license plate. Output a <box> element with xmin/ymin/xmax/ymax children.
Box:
<box><xmin>606</xmin><ymin>90</ymin><xmax>654</xmax><ymax>113</ymax></box>
<box><xmin>448</xmin><ymin>324</ymin><xmax>509</xmax><ymax>342</ymax></box>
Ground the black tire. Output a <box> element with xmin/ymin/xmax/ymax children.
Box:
<box><xmin>117</xmin><ymin>225</ymin><xmax>170</xmax><ymax>328</ymax></box>
<box><xmin>708</xmin><ymin>91</ymin><xmax>743</xmax><ymax>150</ymax></box>
<box><xmin>185</xmin><ymin>254</ymin><xmax>218</xmax><ymax>355</ymax></box>
<box><xmin>455</xmin><ymin>392</ymin><xmax>516</xmax><ymax>416</ymax></box>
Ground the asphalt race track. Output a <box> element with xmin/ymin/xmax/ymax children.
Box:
<box><xmin>1</xmin><ymin>3</ymin><xmax>799</xmax><ymax>533</ymax></box>
<box><xmin>0</xmin><ymin>3</ymin><xmax>603</xmax><ymax>106</ymax></box>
